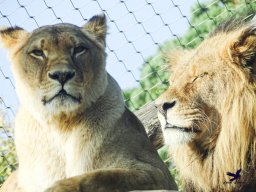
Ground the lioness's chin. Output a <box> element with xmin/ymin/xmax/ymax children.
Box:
<box><xmin>163</xmin><ymin>129</ymin><xmax>196</xmax><ymax>145</ymax></box>
<box><xmin>44</xmin><ymin>97</ymin><xmax>81</xmax><ymax>114</ymax></box>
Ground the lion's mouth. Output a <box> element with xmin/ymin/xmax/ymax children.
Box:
<box><xmin>42</xmin><ymin>89</ymin><xmax>81</xmax><ymax>105</ymax></box>
<box><xmin>165</xmin><ymin>123</ymin><xmax>200</xmax><ymax>133</ymax></box>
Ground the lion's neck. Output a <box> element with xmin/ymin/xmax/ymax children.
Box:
<box><xmin>171</xmin><ymin>93</ymin><xmax>256</xmax><ymax>191</ymax></box>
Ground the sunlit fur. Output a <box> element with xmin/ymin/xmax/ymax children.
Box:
<box><xmin>156</xmin><ymin>16</ymin><xmax>256</xmax><ymax>191</ymax></box>
<box><xmin>0</xmin><ymin>15</ymin><xmax>177</xmax><ymax>192</ymax></box>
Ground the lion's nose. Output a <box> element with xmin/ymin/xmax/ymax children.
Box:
<box><xmin>162</xmin><ymin>101</ymin><xmax>176</xmax><ymax>111</ymax></box>
<box><xmin>156</xmin><ymin>100</ymin><xmax>176</xmax><ymax>115</ymax></box>
<box><xmin>48</xmin><ymin>70</ymin><xmax>75</xmax><ymax>85</ymax></box>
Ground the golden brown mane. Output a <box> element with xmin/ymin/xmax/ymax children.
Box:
<box><xmin>156</xmin><ymin>15</ymin><xmax>256</xmax><ymax>191</ymax></box>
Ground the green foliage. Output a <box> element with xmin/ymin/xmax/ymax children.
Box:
<box><xmin>0</xmin><ymin>113</ymin><xmax>17</xmax><ymax>186</ymax></box>
<box><xmin>124</xmin><ymin>0</ymin><xmax>256</xmax><ymax>111</ymax></box>
<box><xmin>158</xmin><ymin>146</ymin><xmax>183</xmax><ymax>191</ymax></box>
<box><xmin>124</xmin><ymin>54</ymin><xmax>169</xmax><ymax>111</ymax></box>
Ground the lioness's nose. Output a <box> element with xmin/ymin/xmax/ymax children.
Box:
<box><xmin>48</xmin><ymin>70</ymin><xmax>75</xmax><ymax>85</ymax></box>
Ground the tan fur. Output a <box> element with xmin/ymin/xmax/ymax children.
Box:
<box><xmin>156</xmin><ymin>17</ymin><xmax>256</xmax><ymax>191</ymax></box>
<box><xmin>0</xmin><ymin>15</ymin><xmax>177</xmax><ymax>192</ymax></box>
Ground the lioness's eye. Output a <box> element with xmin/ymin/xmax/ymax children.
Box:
<box><xmin>73</xmin><ymin>46</ymin><xmax>87</xmax><ymax>56</ymax></box>
<box><xmin>30</xmin><ymin>49</ymin><xmax>45</xmax><ymax>58</ymax></box>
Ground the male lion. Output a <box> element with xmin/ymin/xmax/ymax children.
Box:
<box><xmin>156</xmin><ymin>16</ymin><xmax>256</xmax><ymax>191</ymax></box>
<box><xmin>0</xmin><ymin>15</ymin><xmax>177</xmax><ymax>192</ymax></box>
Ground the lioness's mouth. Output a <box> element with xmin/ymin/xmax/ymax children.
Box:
<box><xmin>165</xmin><ymin>123</ymin><xmax>200</xmax><ymax>133</ymax></box>
<box><xmin>42</xmin><ymin>89</ymin><xmax>81</xmax><ymax>105</ymax></box>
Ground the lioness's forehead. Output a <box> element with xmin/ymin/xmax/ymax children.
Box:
<box><xmin>33</xmin><ymin>23</ymin><xmax>81</xmax><ymax>35</ymax></box>
<box><xmin>28</xmin><ymin>23</ymin><xmax>86</xmax><ymax>45</ymax></box>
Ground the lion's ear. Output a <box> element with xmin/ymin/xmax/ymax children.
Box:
<box><xmin>228</xmin><ymin>23</ymin><xmax>256</xmax><ymax>70</ymax></box>
<box><xmin>82</xmin><ymin>14</ymin><xmax>107</xmax><ymax>45</ymax></box>
<box><xmin>0</xmin><ymin>26</ymin><xmax>29</xmax><ymax>49</ymax></box>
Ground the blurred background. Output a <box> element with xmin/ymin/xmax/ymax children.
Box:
<box><xmin>0</xmin><ymin>0</ymin><xmax>255</xmax><ymax>189</ymax></box>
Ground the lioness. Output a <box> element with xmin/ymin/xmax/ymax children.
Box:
<box><xmin>156</xmin><ymin>16</ymin><xmax>256</xmax><ymax>191</ymax></box>
<box><xmin>0</xmin><ymin>14</ymin><xmax>177</xmax><ymax>192</ymax></box>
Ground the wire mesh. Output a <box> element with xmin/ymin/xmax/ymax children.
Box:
<box><xmin>0</xmin><ymin>0</ymin><xmax>255</xmax><ymax>187</ymax></box>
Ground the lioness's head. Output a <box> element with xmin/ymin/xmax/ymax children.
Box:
<box><xmin>0</xmin><ymin>15</ymin><xmax>108</xmax><ymax>120</ymax></box>
<box><xmin>156</xmin><ymin>17</ymin><xmax>256</xmax><ymax>147</ymax></box>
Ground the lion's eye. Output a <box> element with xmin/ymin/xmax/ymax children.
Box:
<box><xmin>200</xmin><ymin>72</ymin><xmax>208</xmax><ymax>77</ymax></box>
<box><xmin>192</xmin><ymin>76</ymin><xmax>199</xmax><ymax>83</ymax></box>
<box><xmin>192</xmin><ymin>72</ymin><xmax>208</xmax><ymax>83</ymax></box>
<box><xmin>30</xmin><ymin>49</ymin><xmax>45</xmax><ymax>58</ymax></box>
<box><xmin>73</xmin><ymin>46</ymin><xmax>87</xmax><ymax>56</ymax></box>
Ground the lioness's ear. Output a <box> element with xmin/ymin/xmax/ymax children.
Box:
<box><xmin>0</xmin><ymin>26</ymin><xmax>29</xmax><ymax>49</ymax></box>
<box><xmin>228</xmin><ymin>23</ymin><xmax>256</xmax><ymax>70</ymax></box>
<box><xmin>82</xmin><ymin>14</ymin><xmax>107</xmax><ymax>45</ymax></box>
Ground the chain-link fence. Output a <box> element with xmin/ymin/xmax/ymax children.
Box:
<box><xmin>0</xmin><ymin>0</ymin><xmax>255</xmax><ymax>188</ymax></box>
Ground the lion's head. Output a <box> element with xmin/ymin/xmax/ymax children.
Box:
<box><xmin>156</xmin><ymin>17</ymin><xmax>256</xmax><ymax>191</ymax></box>
<box><xmin>0</xmin><ymin>15</ymin><xmax>108</xmax><ymax>122</ymax></box>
